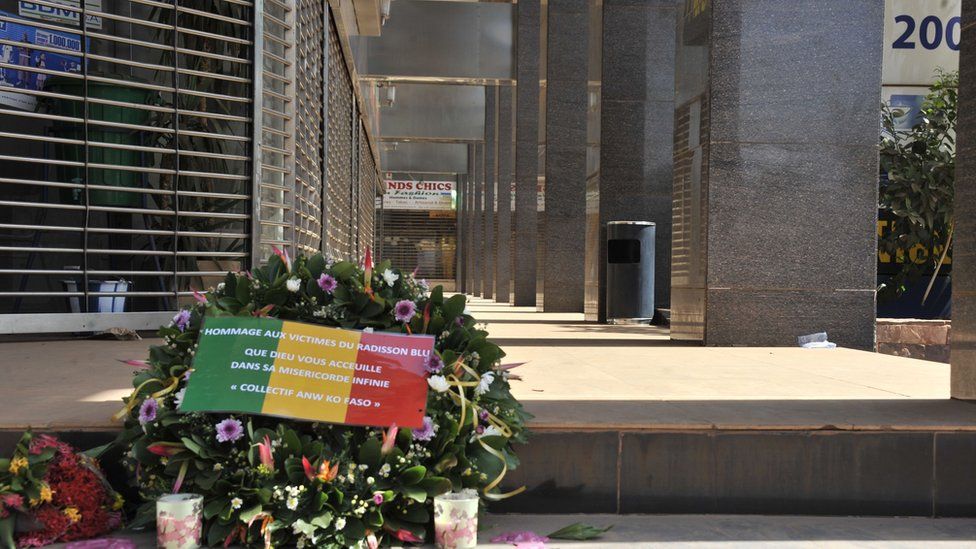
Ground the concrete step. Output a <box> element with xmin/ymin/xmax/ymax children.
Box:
<box><xmin>496</xmin><ymin>426</ymin><xmax>976</xmax><ymax>517</ymax></box>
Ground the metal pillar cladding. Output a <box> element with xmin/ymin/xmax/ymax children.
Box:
<box><xmin>483</xmin><ymin>86</ymin><xmax>497</xmax><ymax>300</ymax></box>
<box><xmin>495</xmin><ymin>86</ymin><xmax>514</xmax><ymax>303</ymax></box>
<box><xmin>514</xmin><ymin>0</ymin><xmax>541</xmax><ymax>306</ymax></box>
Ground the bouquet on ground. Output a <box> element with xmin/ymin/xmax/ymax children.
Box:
<box><xmin>115</xmin><ymin>249</ymin><xmax>531</xmax><ymax>547</ymax></box>
<box><xmin>0</xmin><ymin>432</ymin><xmax>123</xmax><ymax>548</ymax></box>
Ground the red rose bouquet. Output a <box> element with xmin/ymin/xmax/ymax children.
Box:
<box><xmin>0</xmin><ymin>432</ymin><xmax>122</xmax><ymax>548</ymax></box>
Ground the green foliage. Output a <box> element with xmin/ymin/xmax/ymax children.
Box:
<box><xmin>115</xmin><ymin>253</ymin><xmax>530</xmax><ymax>547</ymax></box>
<box><xmin>879</xmin><ymin>70</ymin><xmax>957</xmax><ymax>300</ymax></box>
<box><xmin>547</xmin><ymin>522</ymin><xmax>614</xmax><ymax>540</ymax></box>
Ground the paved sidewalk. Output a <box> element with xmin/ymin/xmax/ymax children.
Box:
<box><xmin>50</xmin><ymin>514</ymin><xmax>976</xmax><ymax>547</ymax></box>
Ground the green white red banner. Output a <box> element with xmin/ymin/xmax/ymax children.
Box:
<box><xmin>180</xmin><ymin>317</ymin><xmax>432</xmax><ymax>428</ymax></box>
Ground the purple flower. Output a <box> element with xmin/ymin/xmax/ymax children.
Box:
<box><xmin>394</xmin><ymin>300</ymin><xmax>417</xmax><ymax>323</ymax></box>
<box><xmin>372</xmin><ymin>492</ymin><xmax>384</xmax><ymax>505</ymax></box>
<box><xmin>425</xmin><ymin>353</ymin><xmax>444</xmax><ymax>374</ymax></box>
<box><xmin>172</xmin><ymin>309</ymin><xmax>191</xmax><ymax>332</ymax></box>
<box><xmin>476</xmin><ymin>425</ymin><xmax>485</xmax><ymax>435</ymax></box>
<box><xmin>479</xmin><ymin>409</ymin><xmax>490</xmax><ymax>423</ymax></box>
<box><xmin>317</xmin><ymin>273</ymin><xmax>337</xmax><ymax>294</ymax></box>
<box><xmin>215</xmin><ymin>418</ymin><xmax>244</xmax><ymax>443</ymax></box>
<box><xmin>138</xmin><ymin>398</ymin><xmax>158</xmax><ymax>424</ymax></box>
<box><xmin>412</xmin><ymin>416</ymin><xmax>437</xmax><ymax>442</ymax></box>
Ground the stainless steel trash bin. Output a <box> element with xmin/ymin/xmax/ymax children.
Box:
<box><xmin>606</xmin><ymin>221</ymin><xmax>655</xmax><ymax>321</ymax></box>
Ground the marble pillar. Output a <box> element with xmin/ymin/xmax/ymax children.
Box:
<box><xmin>471</xmin><ymin>143</ymin><xmax>483</xmax><ymax>296</ymax></box>
<box><xmin>459</xmin><ymin>172</ymin><xmax>474</xmax><ymax>293</ymax></box>
<box><xmin>484</xmin><ymin>87</ymin><xmax>497</xmax><ymax>299</ymax></box>
<box><xmin>496</xmin><ymin>86</ymin><xmax>515</xmax><ymax>303</ymax></box>
<box><xmin>593</xmin><ymin>0</ymin><xmax>675</xmax><ymax>322</ymax></box>
<box><xmin>514</xmin><ymin>0</ymin><xmax>540</xmax><ymax>306</ymax></box>
<box><xmin>670</xmin><ymin>0</ymin><xmax>882</xmax><ymax>349</ymax></box>
<box><xmin>540</xmin><ymin>0</ymin><xmax>588</xmax><ymax>312</ymax></box>
<box><xmin>951</xmin><ymin>4</ymin><xmax>976</xmax><ymax>398</ymax></box>
<box><xmin>457</xmin><ymin>174</ymin><xmax>466</xmax><ymax>292</ymax></box>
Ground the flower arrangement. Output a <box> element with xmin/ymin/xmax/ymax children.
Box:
<box><xmin>0</xmin><ymin>432</ymin><xmax>123</xmax><ymax>548</ymax></box>
<box><xmin>115</xmin><ymin>249</ymin><xmax>530</xmax><ymax>547</ymax></box>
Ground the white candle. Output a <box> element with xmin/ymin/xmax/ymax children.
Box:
<box><xmin>433</xmin><ymin>492</ymin><xmax>479</xmax><ymax>549</ymax></box>
<box><xmin>156</xmin><ymin>494</ymin><xmax>203</xmax><ymax>549</ymax></box>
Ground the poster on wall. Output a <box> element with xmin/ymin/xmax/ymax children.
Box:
<box><xmin>18</xmin><ymin>0</ymin><xmax>102</xmax><ymax>30</ymax></box>
<box><xmin>382</xmin><ymin>180</ymin><xmax>455</xmax><ymax>211</ymax></box>
<box><xmin>881</xmin><ymin>0</ymin><xmax>960</xmax><ymax>125</ymax></box>
<box><xmin>0</xmin><ymin>10</ymin><xmax>83</xmax><ymax>110</ymax></box>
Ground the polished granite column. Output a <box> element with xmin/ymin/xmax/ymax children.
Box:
<box><xmin>471</xmin><ymin>143</ymin><xmax>483</xmax><ymax>296</ymax></box>
<box><xmin>458</xmin><ymin>173</ymin><xmax>469</xmax><ymax>293</ymax></box>
<box><xmin>670</xmin><ymin>0</ymin><xmax>882</xmax><ymax>349</ymax></box>
<box><xmin>483</xmin><ymin>87</ymin><xmax>497</xmax><ymax>299</ymax></box>
<box><xmin>495</xmin><ymin>86</ymin><xmax>514</xmax><ymax>303</ymax></box>
<box><xmin>951</xmin><ymin>4</ymin><xmax>976</xmax><ymax>398</ymax></box>
<box><xmin>595</xmin><ymin>0</ymin><xmax>675</xmax><ymax>322</ymax></box>
<box><xmin>541</xmin><ymin>0</ymin><xmax>587</xmax><ymax>312</ymax></box>
<box><xmin>514</xmin><ymin>0</ymin><xmax>540</xmax><ymax>306</ymax></box>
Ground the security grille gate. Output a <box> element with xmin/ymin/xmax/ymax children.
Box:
<box><xmin>0</xmin><ymin>0</ymin><xmax>381</xmax><ymax>333</ymax></box>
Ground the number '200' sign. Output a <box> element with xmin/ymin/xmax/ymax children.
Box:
<box><xmin>892</xmin><ymin>14</ymin><xmax>960</xmax><ymax>51</ymax></box>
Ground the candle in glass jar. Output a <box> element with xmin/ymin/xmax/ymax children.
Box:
<box><xmin>433</xmin><ymin>492</ymin><xmax>479</xmax><ymax>549</ymax></box>
<box><xmin>156</xmin><ymin>494</ymin><xmax>203</xmax><ymax>549</ymax></box>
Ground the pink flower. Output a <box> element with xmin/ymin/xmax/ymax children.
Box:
<box><xmin>215</xmin><ymin>418</ymin><xmax>244</xmax><ymax>443</ymax></box>
<box><xmin>1</xmin><ymin>494</ymin><xmax>24</xmax><ymax>510</ymax></box>
<box><xmin>491</xmin><ymin>531</ymin><xmax>550</xmax><ymax>544</ymax></box>
<box><xmin>317</xmin><ymin>273</ymin><xmax>338</xmax><ymax>293</ymax></box>
<box><xmin>172</xmin><ymin>309</ymin><xmax>191</xmax><ymax>331</ymax></box>
<box><xmin>119</xmin><ymin>359</ymin><xmax>150</xmax><ymax>369</ymax></box>
<box><xmin>257</xmin><ymin>435</ymin><xmax>274</xmax><ymax>469</ymax></box>
<box><xmin>372</xmin><ymin>492</ymin><xmax>384</xmax><ymax>505</ymax></box>
<box><xmin>425</xmin><ymin>353</ymin><xmax>444</xmax><ymax>374</ymax></box>
<box><xmin>394</xmin><ymin>300</ymin><xmax>417</xmax><ymax>323</ymax></box>
<box><xmin>381</xmin><ymin>423</ymin><xmax>398</xmax><ymax>455</ymax></box>
<box><xmin>147</xmin><ymin>442</ymin><xmax>185</xmax><ymax>457</ymax></box>
<box><xmin>138</xmin><ymin>398</ymin><xmax>158</xmax><ymax>424</ymax></box>
<box><xmin>412</xmin><ymin>416</ymin><xmax>437</xmax><ymax>442</ymax></box>
<box><xmin>192</xmin><ymin>290</ymin><xmax>207</xmax><ymax>304</ymax></box>
<box><xmin>272</xmin><ymin>245</ymin><xmax>291</xmax><ymax>272</ymax></box>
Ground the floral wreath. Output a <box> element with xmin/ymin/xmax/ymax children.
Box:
<box><xmin>115</xmin><ymin>248</ymin><xmax>530</xmax><ymax>547</ymax></box>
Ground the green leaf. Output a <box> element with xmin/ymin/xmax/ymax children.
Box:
<box><xmin>307</xmin><ymin>254</ymin><xmax>326</xmax><ymax>279</ymax></box>
<box><xmin>180</xmin><ymin>437</ymin><xmax>206</xmax><ymax>457</ymax></box>
<box><xmin>358</xmin><ymin>438</ymin><xmax>382</xmax><ymax>468</ymax></box>
<box><xmin>418</xmin><ymin>476</ymin><xmax>453</xmax><ymax>497</ymax></box>
<box><xmin>342</xmin><ymin>517</ymin><xmax>367</xmax><ymax>540</ymax></box>
<box><xmin>401</xmin><ymin>485</ymin><xmax>427</xmax><ymax>503</ymax></box>
<box><xmin>203</xmin><ymin>498</ymin><xmax>227</xmax><ymax>520</ymax></box>
<box><xmin>311</xmin><ymin>512</ymin><xmax>333</xmax><ymax>529</ymax></box>
<box><xmin>443</xmin><ymin>294</ymin><xmax>466</xmax><ymax>319</ymax></box>
<box><xmin>239</xmin><ymin>504</ymin><xmax>263</xmax><ymax>524</ymax></box>
<box><xmin>0</xmin><ymin>516</ymin><xmax>15</xmax><ymax>549</ymax></box>
<box><xmin>397</xmin><ymin>465</ymin><xmax>426</xmax><ymax>486</ymax></box>
<box><xmin>547</xmin><ymin>522</ymin><xmax>614</xmax><ymax>540</ymax></box>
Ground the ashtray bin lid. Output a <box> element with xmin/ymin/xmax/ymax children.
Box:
<box><xmin>607</xmin><ymin>221</ymin><xmax>655</xmax><ymax>226</ymax></box>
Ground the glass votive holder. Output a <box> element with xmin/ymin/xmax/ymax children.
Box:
<box><xmin>433</xmin><ymin>491</ymin><xmax>479</xmax><ymax>549</ymax></box>
<box><xmin>156</xmin><ymin>494</ymin><xmax>203</xmax><ymax>549</ymax></box>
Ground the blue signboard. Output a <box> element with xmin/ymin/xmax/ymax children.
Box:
<box><xmin>0</xmin><ymin>9</ymin><xmax>83</xmax><ymax>110</ymax></box>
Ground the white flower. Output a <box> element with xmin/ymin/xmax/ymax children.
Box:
<box><xmin>173</xmin><ymin>388</ymin><xmax>186</xmax><ymax>408</ymax></box>
<box><xmin>217</xmin><ymin>282</ymin><xmax>225</xmax><ymax>292</ymax></box>
<box><xmin>474</xmin><ymin>372</ymin><xmax>495</xmax><ymax>396</ymax></box>
<box><xmin>363</xmin><ymin>327</ymin><xmax>374</xmax><ymax>333</ymax></box>
<box><xmin>366</xmin><ymin>476</ymin><xmax>375</xmax><ymax>485</ymax></box>
<box><xmin>378</xmin><ymin>463</ymin><xmax>391</xmax><ymax>477</ymax></box>
<box><xmin>286</xmin><ymin>496</ymin><xmax>299</xmax><ymax>510</ymax></box>
<box><xmin>286</xmin><ymin>277</ymin><xmax>302</xmax><ymax>292</ymax></box>
<box><xmin>230</xmin><ymin>497</ymin><xmax>243</xmax><ymax>510</ymax></box>
<box><xmin>427</xmin><ymin>375</ymin><xmax>450</xmax><ymax>393</ymax></box>
<box><xmin>334</xmin><ymin>517</ymin><xmax>346</xmax><ymax>530</ymax></box>
<box><xmin>382</xmin><ymin>268</ymin><xmax>399</xmax><ymax>286</ymax></box>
